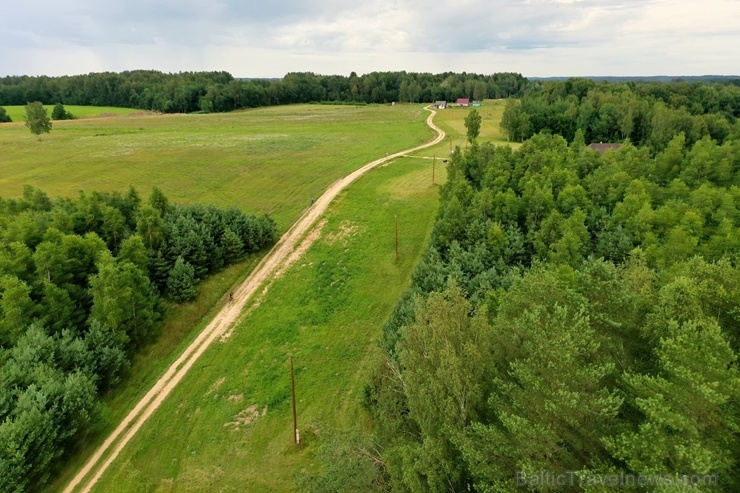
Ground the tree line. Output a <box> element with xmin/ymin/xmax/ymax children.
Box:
<box><xmin>349</xmin><ymin>116</ymin><xmax>740</xmax><ymax>490</ymax></box>
<box><xmin>501</xmin><ymin>77</ymin><xmax>740</xmax><ymax>153</ymax></box>
<box><xmin>0</xmin><ymin>70</ymin><xmax>528</xmax><ymax>114</ymax></box>
<box><xmin>0</xmin><ymin>186</ymin><xmax>276</xmax><ymax>492</ymax></box>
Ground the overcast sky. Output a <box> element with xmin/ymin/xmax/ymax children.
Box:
<box><xmin>3</xmin><ymin>0</ymin><xmax>739</xmax><ymax>78</ymax></box>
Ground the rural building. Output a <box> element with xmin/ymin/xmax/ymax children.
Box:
<box><xmin>472</xmin><ymin>101</ymin><xmax>482</xmax><ymax>107</ymax></box>
<box><xmin>456</xmin><ymin>98</ymin><xmax>470</xmax><ymax>107</ymax></box>
<box><xmin>587</xmin><ymin>142</ymin><xmax>622</xmax><ymax>154</ymax></box>
<box><xmin>434</xmin><ymin>100</ymin><xmax>447</xmax><ymax>109</ymax></box>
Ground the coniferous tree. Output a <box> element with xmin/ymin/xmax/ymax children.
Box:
<box><xmin>166</xmin><ymin>256</ymin><xmax>197</xmax><ymax>303</ymax></box>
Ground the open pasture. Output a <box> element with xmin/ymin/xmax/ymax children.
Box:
<box><xmin>1</xmin><ymin>104</ymin><xmax>140</xmax><ymax>122</ymax></box>
<box><xmin>0</xmin><ymin>104</ymin><xmax>432</xmax><ymax>231</ymax></box>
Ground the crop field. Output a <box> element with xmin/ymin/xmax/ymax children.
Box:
<box><xmin>84</xmin><ymin>154</ymin><xmax>441</xmax><ymax>492</ymax></box>
<box><xmin>0</xmin><ymin>104</ymin><xmax>433</xmax><ymax>231</ymax></box>
<box><xmin>2</xmin><ymin>104</ymin><xmax>140</xmax><ymax>122</ymax></box>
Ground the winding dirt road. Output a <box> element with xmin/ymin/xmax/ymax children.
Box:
<box><xmin>65</xmin><ymin>106</ymin><xmax>445</xmax><ymax>493</ymax></box>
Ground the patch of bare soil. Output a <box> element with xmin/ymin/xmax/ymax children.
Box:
<box><xmin>324</xmin><ymin>220</ymin><xmax>361</xmax><ymax>245</ymax></box>
<box><xmin>224</xmin><ymin>404</ymin><xmax>267</xmax><ymax>430</ymax></box>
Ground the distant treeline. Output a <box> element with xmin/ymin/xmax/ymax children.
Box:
<box><xmin>0</xmin><ymin>187</ymin><xmax>276</xmax><ymax>492</ymax></box>
<box><xmin>532</xmin><ymin>75</ymin><xmax>740</xmax><ymax>83</ymax></box>
<box><xmin>0</xmin><ymin>70</ymin><xmax>528</xmax><ymax>114</ymax></box>
<box><xmin>501</xmin><ymin>77</ymin><xmax>740</xmax><ymax>151</ymax></box>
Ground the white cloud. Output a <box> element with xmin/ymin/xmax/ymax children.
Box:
<box><xmin>0</xmin><ymin>0</ymin><xmax>738</xmax><ymax>77</ymax></box>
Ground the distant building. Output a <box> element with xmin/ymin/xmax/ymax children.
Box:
<box><xmin>472</xmin><ymin>101</ymin><xmax>482</xmax><ymax>107</ymax></box>
<box><xmin>456</xmin><ymin>98</ymin><xmax>470</xmax><ymax>107</ymax></box>
<box><xmin>587</xmin><ymin>142</ymin><xmax>622</xmax><ymax>154</ymax></box>
<box><xmin>434</xmin><ymin>100</ymin><xmax>447</xmax><ymax>109</ymax></box>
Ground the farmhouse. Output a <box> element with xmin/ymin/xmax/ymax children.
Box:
<box><xmin>587</xmin><ymin>142</ymin><xmax>622</xmax><ymax>154</ymax></box>
<box><xmin>456</xmin><ymin>98</ymin><xmax>470</xmax><ymax>107</ymax></box>
<box><xmin>434</xmin><ymin>100</ymin><xmax>447</xmax><ymax>109</ymax></box>
<box><xmin>472</xmin><ymin>100</ymin><xmax>481</xmax><ymax>107</ymax></box>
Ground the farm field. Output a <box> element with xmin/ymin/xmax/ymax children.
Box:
<box><xmin>84</xmin><ymin>153</ymin><xmax>442</xmax><ymax>492</ymax></box>
<box><xmin>0</xmin><ymin>104</ymin><xmax>433</xmax><ymax>231</ymax></box>
<box><xmin>2</xmin><ymin>104</ymin><xmax>140</xmax><ymax>122</ymax></box>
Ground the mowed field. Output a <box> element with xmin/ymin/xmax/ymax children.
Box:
<box><xmin>86</xmin><ymin>155</ymin><xmax>442</xmax><ymax>492</ymax></box>
<box><xmin>0</xmin><ymin>104</ymin><xmax>433</xmax><ymax>231</ymax></box>
<box><xmin>2</xmin><ymin>104</ymin><xmax>140</xmax><ymax>122</ymax></box>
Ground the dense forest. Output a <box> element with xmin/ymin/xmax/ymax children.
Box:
<box><xmin>0</xmin><ymin>187</ymin><xmax>276</xmax><ymax>492</ymax></box>
<box><xmin>0</xmin><ymin>70</ymin><xmax>528</xmax><ymax>114</ymax></box>
<box><xmin>500</xmin><ymin>78</ymin><xmax>740</xmax><ymax>151</ymax></box>
<box><xmin>335</xmin><ymin>84</ymin><xmax>740</xmax><ymax>492</ymax></box>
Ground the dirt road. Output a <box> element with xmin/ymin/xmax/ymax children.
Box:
<box><xmin>64</xmin><ymin>107</ymin><xmax>445</xmax><ymax>493</ymax></box>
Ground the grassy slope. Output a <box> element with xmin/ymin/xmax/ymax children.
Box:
<box><xmin>1</xmin><ymin>105</ymin><xmax>139</xmax><ymax>122</ymax></box>
<box><xmin>0</xmin><ymin>104</ymin><xmax>432</xmax><ymax>231</ymax></box>
<box><xmin>89</xmin><ymin>155</ymin><xmax>443</xmax><ymax>492</ymax></box>
<box><xmin>9</xmin><ymin>104</ymin><xmax>429</xmax><ymax>491</ymax></box>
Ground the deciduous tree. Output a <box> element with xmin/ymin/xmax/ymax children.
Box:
<box><xmin>24</xmin><ymin>102</ymin><xmax>52</xmax><ymax>139</ymax></box>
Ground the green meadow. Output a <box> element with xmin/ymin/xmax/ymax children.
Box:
<box><xmin>88</xmin><ymin>155</ymin><xmax>442</xmax><ymax>492</ymax></box>
<box><xmin>0</xmin><ymin>104</ymin><xmax>433</xmax><ymax>231</ymax></box>
<box><xmin>409</xmin><ymin>99</ymin><xmax>519</xmax><ymax>160</ymax></box>
<box><xmin>2</xmin><ymin>104</ymin><xmax>140</xmax><ymax>122</ymax></box>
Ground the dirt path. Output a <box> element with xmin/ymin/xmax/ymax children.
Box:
<box><xmin>64</xmin><ymin>106</ymin><xmax>445</xmax><ymax>493</ymax></box>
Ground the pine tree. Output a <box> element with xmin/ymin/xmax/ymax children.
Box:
<box><xmin>166</xmin><ymin>256</ymin><xmax>197</xmax><ymax>302</ymax></box>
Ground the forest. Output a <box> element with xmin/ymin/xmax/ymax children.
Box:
<box><xmin>500</xmin><ymin>78</ymin><xmax>740</xmax><ymax>151</ymax></box>
<box><xmin>0</xmin><ymin>187</ymin><xmax>276</xmax><ymax>492</ymax></box>
<box><xmin>0</xmin><ymin>70</ymin><xmax>528</xmax><ymax>114</ymax></box>
<box><xmin>353</xmin><ymin>81</ymin><xmax>740</xmax><ymax>492</ymax></box>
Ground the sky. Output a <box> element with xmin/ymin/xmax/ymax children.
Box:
<box><xmin>3</xmin><ymin>0</ymin><xmax>739</xmax><ymax>78</ymax></box>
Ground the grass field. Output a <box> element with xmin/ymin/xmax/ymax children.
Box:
<box><xmin>409</xmin><ymin>99</ymin><xmax>519</xmax><ymax>159</ymax></box>
<box><xmin>85</xmin><ymin>154</ymin><xmax>442</xmax><ymax>492</ymax></box>
<box><xmin>2</xmin><ymin>104</ymin><xmax>140</xmax><ymax>122</ymax></box>
<box><xmin>0</xmin><ymin>104</ymin><xmax>433</xmax><ymax>231</ymax></box>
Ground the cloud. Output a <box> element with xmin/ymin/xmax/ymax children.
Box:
<box><xmin>1</xmin><ymin>0</ymin><xmax>738</xmax><ymax>77</ymax></box>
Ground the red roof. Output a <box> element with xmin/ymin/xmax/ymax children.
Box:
<box><xmin>456</xmin><ymin>98</ymin><xmax>470</xmax><ymax>105</ymax></box>
<box><xmin>587</xmin><ymin>143</ymin><xmax>622</xmax><ymax>154</ymax></box>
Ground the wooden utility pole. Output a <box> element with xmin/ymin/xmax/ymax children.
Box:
<box><xmin>395</xmin><ymin>216</ymin><xmax>399</xmax><ymax>260</ymax></box>
<box><xmin>433</xmin><ymin>155</ymin><xmax>436</xmax><ymax>185</ymax></box>
<box><xmin>290</xmin><ymin>356</ymin><xmax>299</xmax><ymax>445</ymax></box>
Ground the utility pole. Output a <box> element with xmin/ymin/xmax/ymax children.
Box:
<box><xmin>290</xmin><ymin>356</ymin><xmax>299</xmax><ymax>445</ymax></box>
<box><xmin>433</xmin><ymin>155</ymin><xmax>436</xmax><ymax>185</ymax></box>
<box><xmin>395</xmin><ymin>215</ymin><xmax>399</xmax><ymax>260</ymax></box>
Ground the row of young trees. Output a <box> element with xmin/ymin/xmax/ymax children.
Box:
<box><xmin>501</xmin><ymin>78</ymin><xmax>740</xmax><ymax>153</ymax></box>
<box><xmin>0</xmin><ymin>186</ymin><xmax>276</xmax><ymax>492</ymax></box>
<box><xmin>0</xmin><ymin>70</ymin><xmax>529</xmax><ymax>114</ymax></box>
<box><xmin>360</xmin><ymin>120</ymin><xmax>739</xmax><ymax>490</ymax></box>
